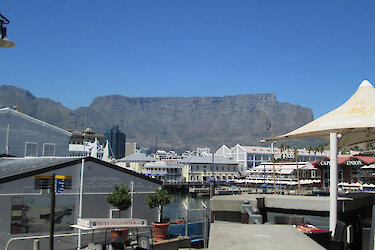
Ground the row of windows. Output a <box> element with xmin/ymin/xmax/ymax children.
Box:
<box><xmin>25</xmin><ymin>142</ymin><xmax>55</xmax><ymax>157</ymax></box>
<box><xmin>189</xmin><ymin>175</ymin><xmax>234</xmax><ymax>181</ymax></box>
<box><xmin>189</xmin><ymin>165</ymin><xmax>237</xmax><ymax>172</ymax></box>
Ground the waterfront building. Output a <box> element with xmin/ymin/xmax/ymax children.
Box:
<box><xmin>217</xmin><ymin>144</ymin><xmax>329</xmax><ymax>173</ymax></box>
<box><xmin>116</xmin><ymin>152</ymin><xmax>156</xmax><ymax>173</ymax></box>
<box><xmin>245</xmin><ymin>161</ymin><xmax>321</xmax><ymax>191</ymax></box>
<box><xmin>0</xmin><ymin>156</ymin><xmax>161</xmax><ymax>249</ymax></box>
<box><xmin>181</xmin><ymin>150</ymin><xmax>195</xmax><ymax>158</ymax></box>
<box><xmin>69</xmin><ymin>128</ymin><xmax>105</xmax><ymax>145</ymax></box>
<box><xmin>69</xmin><ymin>139</ymin><xmax>104</xmax><ymax>158</ymax></box>
<box><xmin>153</xmin><ymin>149</ymin><xmax>180</xmax><ymax>163</ymax></box>
<box><xmin>104</xmin><ymin>126</ymin><xmax>126</xmax><ymax>159</ymax></box>
<box><xmin>143</xmin><ymin>161</ymin><xmax>183</xmax><ymax>182</ymax></box>
<box><xmin>125</xmin><ymin>142</ymin><xmax>137</xmax><ymax>157</ymax></box>
<box><xmin>139</xmin><ymin>147</ymin><xmax>151</xmax><ymax>155</ymax></box>
<box><xmin>180</xmin><ymin>155</ymin><xmax>238</xmax><ymax>182</ymax></box>
<box><xmin>313</xmin><ymin>156</ymin><xmax>375</xmax><ymax>189</ymax></box>
<box><xmin>0</xmin><ymin>107</ymin><xmax>71</xmax><ymax>157</ymax></box>
<box><xmin>215</xmin><ymin>145</ymin><xmax>231</xmax><ymax>157</ymax></box>
<box><xmin>196</xmin><ymin>147</ymin><xmax>211</xmax><ymax>155</ymax></box>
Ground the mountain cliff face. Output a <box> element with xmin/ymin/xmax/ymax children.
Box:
<box><xmin>0</xmin><ymin>85</ymin><xmax>314</xmax><ymax>151</ymax></box>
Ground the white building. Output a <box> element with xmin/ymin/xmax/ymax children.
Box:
<box><xmin>180</xmin><ymin>155</ymin><xmax>239</xmax><ymax>182</ymax></box>
<box><xmin>116</xmin><ymin>153</ymin><xmax>156</xmax><ymax>173</ymax></box>
<box><xmin>216</xmin><ymin>144</ymin><xmax>329</xmax><ymax>173</ymax></box>
<box><xmin>244</xmin><ymin>162</ymin><xmax>321</xmax><ymax>189</ymax></box>
<box><xmin>143</xmin><ymin>161</ymin><xmax>183</xmax><ymax>182</ymax></box>
<box><xmin>69</xmin><ymin>140</ymin><xmax>104</xmax><ymax>158</ymax></box>
<box><xmin>153</xmin><ymin>150</ymin><xmax>180</xmax><ymax>162</ymax></box>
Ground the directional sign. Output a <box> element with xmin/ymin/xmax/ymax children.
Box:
<box><xmin>55</xmin><ymin>175</ymin><xmax>72</xmax><ymax>193</ymax></box>
<box><xmin>35</xmin><ymin>176</ymin><xmax>52</xmax><ymax>190</ymax></box>
<box><xmin>35</xmin><ymin>175</ymin><xmax>72</xmax><ymax>192</ymax></box>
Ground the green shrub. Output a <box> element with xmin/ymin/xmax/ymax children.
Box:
<box><xmin>146</xmin><ymin>187</ymin><xmax>173</xmax><ymax>209</ymax></box>
<box><xmin>106</xmin><ymin>184</ymin><xmax>131</xmax><ymax>211</ymax></box>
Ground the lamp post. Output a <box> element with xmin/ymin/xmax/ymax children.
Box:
<box><xmin>210</xmin><ymin>152</ymin><xmax>215</xmax><ymax>199</ymax></box>
<box><xmin>210</xmin><ymin>151</ymin><xmax>215</xmax><ymax>224</ymax></box>
<box><xmin>0</xmin><ymin>13</ymin><xmax>16</xmax><ymax>48</ymax></box>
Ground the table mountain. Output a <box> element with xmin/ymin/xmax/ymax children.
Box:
<box><xmin>0</xmin><ymin>85</ymin><xmax>314</xmax><ymax>152</ymax></box>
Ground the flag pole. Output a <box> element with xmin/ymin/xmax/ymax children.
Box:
<box><xmin>269</xmin><ymin>121</ymin><xmax>277</xmax><ymax>194</ymax></box>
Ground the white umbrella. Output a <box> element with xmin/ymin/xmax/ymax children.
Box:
<box><xmin>263</xmin><ymin>80</ymin><xmax>375</xmax><ymax>234</ymax></box>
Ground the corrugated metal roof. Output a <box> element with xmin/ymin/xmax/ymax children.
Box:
<box><xmin>0</xmin><ymin>157</ymin><xmax>79</xmax><ymax>180</ymax></box>
<box><xmin>0</xmin><ymin>156</ymin><xmax>162</xmax><ymax>185</ymax></box>
<box><xmin>180</xmin><ymin>155</ymin><xmax>237</xmax><ymax>164</ymax></box>
<box><xmin>117</xmin><ymin>153</ymin><xmax>156</xmax><ymax>162</ymax></box>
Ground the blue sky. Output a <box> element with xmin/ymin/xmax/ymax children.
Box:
<box><xmin>1</xmin><ymin>0</ymin><xmax>375</xmax><ymax>118</ymax></box>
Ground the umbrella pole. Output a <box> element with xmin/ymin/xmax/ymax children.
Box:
<box><xmin>295</xmin><ymin>147</ymin><xmax>301</xmax><ymax>195</ymax></box>
<box><xmin>271</xmin><ymin>142</ymin><xmax>277</xmax><ymax>194</ymax></box>
<box><xmin>329</xmin><ymin>133</ymin><xmax>338</xmax><ymax>235</ymax></box>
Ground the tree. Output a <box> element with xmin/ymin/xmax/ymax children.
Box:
<box><xmin>278</xmin><ymin>144</ymin><xmax>285</xmax><ymax>160</ymax></box>
<box><xmin>106</xmin><ymin>184</ymin><xmax>131</xmax><ymax>211</ymax></box>
<box><xmin>318</xmin><ymin>144</ymin><xmax>325</xmax><ymax>155</ymax></box>
<box><xmin>146</xmin><ymin>187</ymin><xmax>173</xmax><ymax>222</ymax></box>
<box><xmin>306</xmin><ymin>146</ymin><xmax>313</xmax><ymax>157</ymax></box>
<box><xmin>285</xmin><ymin>145</ymin><xmax>291</xmax><ymax>159</ymax></box>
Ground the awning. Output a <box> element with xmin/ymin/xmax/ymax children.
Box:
<box><xmin>280</xmin><ymin>169</ymin><xmax>294</xmax><ymax>174</ymax></box>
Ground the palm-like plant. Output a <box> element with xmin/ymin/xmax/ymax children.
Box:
<box><xmin>285</xmin><ymin>145</ymin><xmax>291</xmax><ymax>159</ymax></box>
<box><xmin>318</xmin><ymin>144</ymin><xmax>325</xmax><ymax>155</ymax></box>
<box><xmin>306</xmin><ymin>146</ymin><xmax>313</xmax><ymax>156</ymax></box>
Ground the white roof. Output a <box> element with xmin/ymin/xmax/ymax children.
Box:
<box><xmin>0</xmin><ymin>107</ymin><xmax>71</xmax><ymax>136</ymax></box>
<box><xmin>118</xmin><ymin>153</ymin><xmax>156</xmax><ymax>162</ymax></box>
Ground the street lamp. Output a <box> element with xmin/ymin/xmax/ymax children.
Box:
<box><xmin>0</xmin><ymin>13</ymin><xmax>16</xmax><ymax>48</ymax></box>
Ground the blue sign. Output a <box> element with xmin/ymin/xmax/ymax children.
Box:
<box><xmin>56</xmin><ymin>178</ymin><xmax>65</xmax><ymax>193</ymax></box>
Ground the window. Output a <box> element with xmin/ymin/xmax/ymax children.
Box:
<box><xmin>43</xmin><ymin>143</ymin><xmax>55</xmax><ymax>156</ymax></box>
<box><xmin>25</xmin><ymin>142</ymin><xmax>38</xmax><ymax>157</ymax></box>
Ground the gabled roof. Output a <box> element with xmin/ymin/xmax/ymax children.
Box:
<box><xmin>354</xmin><ymin>156</ymin><xmax>375</xmax><ymax>165</ymax></box>
<box><xmin>180</xmin><ymin>155</ymin><xmax>237</xmax><ymax>165</ymax></box>
<box><xmin>117</xmin><ymin>153</ymin><xmax>156</xmax><ymax>162</ymax></box>
<box><xmin>0</xmin><ymin>156</ymin><xmax>162</xmax><ymax>185</ymax></box>
<box><xmin>0</xmin><ymin>107</ymin><xmax>71</xmax><ymax>136</ymax></box>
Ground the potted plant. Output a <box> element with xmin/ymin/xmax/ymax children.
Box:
<box><xmin>106</xmin><ymin>184</ymin><xmax>132</xmax><ymax>244</ymax></box>
<box><xmin>146</xmin><ymin>187</ymin><xmax>173</xmax><ymax>241</ymax></box>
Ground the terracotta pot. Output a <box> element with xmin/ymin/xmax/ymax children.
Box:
<box><xmin>151</xmin><ymin>222</ymin><xmax>170</xmax><ymax>241</ymax></box>
<box><xmin>110</xmin><ymin>228</ymin><xmax>129</xmax><ymax>243</ymax></box>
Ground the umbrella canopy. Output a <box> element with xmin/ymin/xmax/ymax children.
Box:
<box><xmin>265</xmin><ymin>80</ymin><xmax>375</xmax><ymax>148</ymax></box>
<box><xmin>263</xmin><ymin>80</ymin><xmax>375</xmax><ymax>234</ymax></box>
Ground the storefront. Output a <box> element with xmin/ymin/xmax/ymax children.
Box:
<box><xmin>314</xmin><ymin>156</ymin><xmax>375</xmax><ymax>189</ymax></box>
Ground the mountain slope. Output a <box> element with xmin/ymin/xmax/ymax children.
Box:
<box><xmin>0</xmin><ymin>85</ymin><xmax>314</xmax><ymax>151</ymax></box>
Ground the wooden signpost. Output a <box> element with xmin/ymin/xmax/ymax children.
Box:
<box><xmin>34</xmin><ymin>174</ymin><xmax>72</xmax><ymax>250</ymax></box>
